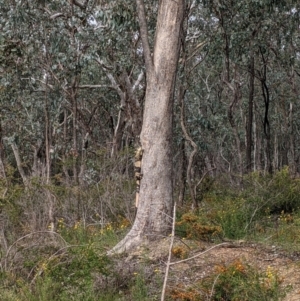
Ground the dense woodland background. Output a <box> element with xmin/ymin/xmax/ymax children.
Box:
<box><xmin>1</xmin><ymin>0</ymin><xmax>300</xmax><ymax>225</ymax></box>
<box><xmin>2</xmin><ymin>1</ymin><xmax>300</xmax><ymax>300</ymax></box>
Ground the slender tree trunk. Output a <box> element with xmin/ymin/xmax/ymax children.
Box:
<box><xmin>289</xmin><ymin>67</ymin><xmax>297</xmax><ymax>174</ymax></box>
<box><xmin>253</xmin><ymin>107</ymin><xmax>261</xmax><ymax>171</ymax></box>
<box><xmin>44</xmin><ymin>82</ymin><xmax>51</xmax><ymax>184</ymax></box>
<box><xmin>204</xmin><ymin>156</ymin><xmax>214</xmax><ymax>177</ymax></box>
<box><xmin>0</xmin><ymin>122</ymin><xmax>7</xmax><ymax>198</ymax></box>
<box><xmin>110</xmin><ymin>76</ymin><xmax>126</xmax><ymax>157</ymax></box>
<box><xmin>288</xmin><ymin>102</ymin><xmax>295</xmax><ymax>174</ymax></box>
<box><xmin>94</xmin><ymin>64</ymin><xmax>144</xmax><ymax>157</ymax></box>
<box><xmin>178</xmin><ymin>139</ymin><xmax>187</xmax><ymax>206</ymax></box>
<box><xmin>0</xmin><ymin>122</ymin><xmax>6</xmax><ymax>180</ymax></box>
<box><xmin>11</xmin><ymin>142</ymin><xmax>28</xmax><ymax>186</ymax></box>
<box><xmin>259</xmin><ymin>48</ymin><xmax>272</xmax><ymax>174</ymax></box>
<box><xmin>78</xmin><ymin>132</ymin><xmax>89</xmax><ymax>186</ymax></box>
<box><xmin>111</xmin><ymin>0</ymin><xmax>184</xmax><ymax>253</ymax></box>
<box><xmin>72</xmin><ymin>92</ymin><xmax>78</xmax><ymax>184</ymax></box>
<box><xmin>44</xmin><ymin>81</ymin><xmax>55</xmax><ymax>232</ymax></box>
<box><xmin>274</xmin><ymin>131</ymin><xmax>278</xmax><ymax>170</ymax></box>
<box><xmin>246</xmin><ymin>56</ymin><xmax>254</xmax><ymax>172</ymax></box>
<box><xmin>279</xmin><ymin>105</ymin><xmax>288</xmax><ymax>169</ymax></box>
<box><xmin>224</xmin><ymin>79</ymin><xmax>243</xmax><ymax>178</ymax></box>
<box><xmin>62</xmin><ymin>108</ymin><xmax>71</xmax><ymax>185</ymax></box>
<box><xmin>179</xmin><ymin>86</ymin><xmax>198</xmax><ymax>208</ymax></box>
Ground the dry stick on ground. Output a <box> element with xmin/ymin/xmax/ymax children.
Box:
<box><xmin>209</xmin><ymin>273</ymin><xmax>221</xmax><ymax>301</ymax></box>
<box><xmin>161</xmin><ymin>202</ymin><xmax>177</xmax><ymax>301</ymax></box>
<box><xmin>169</xmin><ymin>242</ymin><xmax>230</xmax><ymax>266</ymax></box>
<box><xmin>161</xmin><ymin>204</ymin><xmax>229</xmax><ymax>300</ymax></box>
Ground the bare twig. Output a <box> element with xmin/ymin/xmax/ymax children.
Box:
<box><xmin>161</xmin><ymin>203</ymin><xmax>176</xmax><ymax>301</ymax></box>
<box><xmin>209</xmin><ymin>273</ymin><xmax>221</xmax><ymax>300</ymax></box>
<box><xmin>169</xmin><ymin>243</ymin><xmax>230</xmax><ymax>266</ymax></box>
<box><xmin>4</xmin><ymin>231</ymin><xmax>68</xmax><ymax>271</ymax></box>
<box><xmin>50</xmin><ymin>12</ymin><xmax>65</xmax><ymax>20</ymax></box>
<box><xmin>186</xmin><ymin>41</ymin><xmax>207</xmax><ymax>62</ymax></box>
<box><xmin>77</xmin><ymin>84</ymin><xmax>112</xmax><ymax>89</ymax></box>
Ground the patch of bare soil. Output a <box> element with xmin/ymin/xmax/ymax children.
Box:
<box><xmin>129</xmin><ymin>239</ymin><xmax>300</xmax><ymax>300</ymax></box>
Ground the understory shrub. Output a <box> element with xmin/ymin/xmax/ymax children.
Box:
<box><xmin>169</xmin><ymin>259</ymin><xmax>290</xmax><ymax>301</ymax></box>
<box><xmin>243</xmin><ymin>167</ymin><xmax>300</xmax><ymax>215</ymax></box>
<box><xmin>192</xmin><ymin>168</ymin><xmax>300</xmax><ymax>241</ymax></box>
<box><xmin>176</xmin><ymin>212</ymin><xmax>222</xmax><ymax>241</ymax></box>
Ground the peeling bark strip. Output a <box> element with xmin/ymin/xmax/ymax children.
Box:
<box><xmin>110</xmin><ymin>0</ymin><xmax>185</xmax><ymax>253</ymax></box>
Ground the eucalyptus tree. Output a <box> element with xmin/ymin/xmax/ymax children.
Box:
<box><xmin>0</xmin><ymin>0</ymin><xmax>147</xmax><ymax>186</ymax></box>
<box><xmin>111</xmin><ymin>0</ymin><xmax>185</xmax><ymax>253</ymax></box>
<box><xmin>1</xmin><ymin>0</ymin><xmax>91</xmax><ymax>184</ymax></box>
<box><xmin>186</xmin><ymin>0</ymin><xmax>300</xmax><ymax>178</ymax></box>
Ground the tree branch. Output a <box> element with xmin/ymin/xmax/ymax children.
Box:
<box><xmin>43</xmin><ymin>8</ymin><xmax>66</xmax><ymax>20</ymax></box>
<box><xmin>169</xmin><ymin>243</ymin><xmax>230</xmax><ymax>266</ymax></box>
<box><xmin>136</xmin><ymin>0</ymin><xmax>153</xmax><ymax>74</ymax></box>
<box><xmin>77</xmin><ymin>84</ymin><xmax>112</xmax><ymax>89</ymax></box>
<box><xmin>186</xmin><ymin>41</ymin><xmax>207</xmax><ymax>62</ymax></box>
<box><xmin>50</xmin><ymin>13</ymin><xmax>65</xmax><ymax>20</ymax></box>
<box><xmin>132</xmin><ymin>70</ymin><xmax>144</xmax><ymax>93</ymax></box>
<box><xmin>10</xmin><ymin>141</ymin><xmax>29</xmax><ymax>187</ymax></box>
<box><xmin>179</xmin><ymin>86</ymin><xmax>198</xmax><ymax>207</ymax></box>
<box><xmin>72</xmin><ymin>0</ymin><xmax>89</xmax><ymax>9</ymax></box>
<box><xmin>95</xmin><ymin>56</ymin><xmax>114</xmax><ymax>71</ymax></box>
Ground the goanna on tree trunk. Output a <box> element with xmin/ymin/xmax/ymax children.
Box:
<box><xmin>110</xmin><ymin>0</ymin><xmax>185</xmax><ymax>253</ymax></box>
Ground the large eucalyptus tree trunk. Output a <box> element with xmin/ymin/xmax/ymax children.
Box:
<box><xmin>111</xmin><ymin>0</ymin><xmax>184</xmax><ymax>253</ymax></box>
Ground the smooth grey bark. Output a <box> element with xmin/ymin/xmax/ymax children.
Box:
<box><xmin>110</xmin><ymin>0</ymin><xmax>185</xmax><ymax>253</ymax></box>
